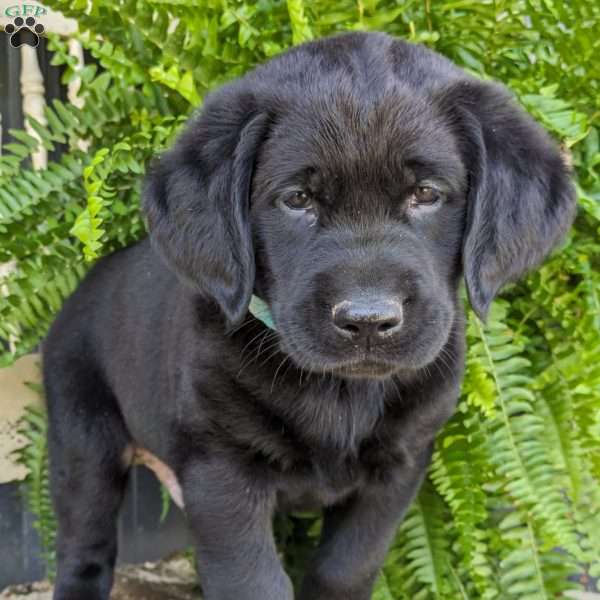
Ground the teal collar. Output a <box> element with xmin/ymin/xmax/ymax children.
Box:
<box><xmin>249</xmin><ymin>295</ymin><xmax>275</xmax><ymax>329</ymax></box>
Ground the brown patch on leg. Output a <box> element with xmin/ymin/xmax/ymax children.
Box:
<box><xmin>126</xmin><ymin>446</ymin><xmax>185</xmax><ymax>509</ymax></box>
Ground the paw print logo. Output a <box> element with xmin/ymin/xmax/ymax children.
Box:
<box><xmin>5</xmin><ymin>16</ymin><xmax>45</xmax><ymax>48</ymax></box>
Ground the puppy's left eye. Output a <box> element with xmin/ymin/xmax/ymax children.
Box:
<box><xmin>281</xmin><ymin>192</ymin><xmax>314</xmax><ymax>212</ymax></box>
<box><xmin>409</xmin><ymin>185</ymin><xmax>444</xmax><ymax>208</ymax></box>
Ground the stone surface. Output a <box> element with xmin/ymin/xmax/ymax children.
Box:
<box><xmin>0</xmin><ymin>555</ymin><xmax>201</xmax><ymax>600</ymax></box>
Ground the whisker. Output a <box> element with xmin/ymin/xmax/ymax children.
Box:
<box><xmin>237</xmin><ymin>333</ymin><xmax>279</xmax><ymax>376</ymax></box>
<box><xmin>229</xmin><ymin>317</ymin><xmax>256</xmax><ymax>335</ymax></box>
<box><xmin>436</xmin><ymin>347</ymin><xmax>457</xmax><ymax>379</ymax></box>
<box><xmin>270</xmin><ymin>356</ymin><xmax>290</xmax><ymax>393</ymax></box>
<box><xmin>258</xmin><ymin>344</ymin><xmax>285</xmax><ymax>368</ymax></box>
<box><xmin>238</xmin><ymin>330</ymin><xmax>275</xmax><ymax>372</ymax></box>
<box><xmin>240</xmin><ymin>329</ymin><xmax>271</xmax><ymax>359</ymax></box>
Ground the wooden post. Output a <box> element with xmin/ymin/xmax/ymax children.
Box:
<box><xmin>67</xmin><ymin>38</ymin><xmax>85</xmax><ymax>109</ymax></box>
<box><xmin>20</xmin><ymin>44</ymin><xmax>47</xmax><ymax>170</ymax></box>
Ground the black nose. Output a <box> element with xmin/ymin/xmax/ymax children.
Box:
<box><xmin>332</xmin><ymin>298</ymin><xmax>403</xmax><ymax>341</ymax></box>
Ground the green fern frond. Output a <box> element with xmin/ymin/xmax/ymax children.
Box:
<box><xmin>373</xmin><ymin>571</ymin><xmax>395</xmax><ymax>600</ymax></box>
<box><xmin>470</xmin><ymin>302</ymin><xmax>583</xmax><ymax>560</ymax></box>
<box><xmin>495</xmin><ymin>509</ymin><xmax>577</xmax><ymax>599</ymax></box>
<box><xmin>70</xmin><ymin>148</ymin><xmax>113</xmax><ymax>261</ymax></box>
<box><xmin>159</xmin><ymin>483</ymin><xmax>171</xmax><ymax>523</ymax></box>
<box><xmin>13</xmin><ymin>405</ymin><xmax>57</xmax><ymax>580</ymax></box>
<box><xmin>0</xmin><ymin>152</ymin><xmax>86</xmax><ymax>226</ymax></box>
<box><xmin>431</xmin><ymin>403</ymin><xmax>496</xmax><ymax>597</ymax></box>
<box><xmin>0</xmin><ymin>254</ymin><xmax>86</xmax><ymax>365</ymax></box>
<box><xmin>388</xmin><ymin>481</ymin><xmax>457</xmax><ymax>599</ymax></box>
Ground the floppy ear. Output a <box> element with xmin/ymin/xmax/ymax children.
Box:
<box><xmin>439</xmin><ymin>80</ymin><xmax>577</xmax><ymax>319</ymax></box>
<box><xmin>143</xmin><ymin>87</ymin><xmax>270</xmax><ymax>327</ymax></box>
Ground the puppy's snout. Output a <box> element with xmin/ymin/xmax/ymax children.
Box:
<box><xmin>332</xmin><ymin>298</ymin><xmax>403</xmax><ymax>341</ymax></box>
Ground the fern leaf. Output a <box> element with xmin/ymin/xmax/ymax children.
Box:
<box><xmin>13</xmin><ymin>405</ymin><xmax>57</xmax><ymax>579</ymax></box>
<box><xmin>431</xmin><ymin>402</ymin><xmax>496</xmax><ymax>597</ymax></box>
<box><xmin>470</xmin><ymin>302</ymin><xmax>582</xmax><ymax>560</ymax></box>
<box><xmin>390</xmin><ymin>481</ymin><xmax>457</xmax><ymax>599</ymax></box>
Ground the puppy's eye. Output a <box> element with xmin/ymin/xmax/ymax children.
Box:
<box><xmin>281</xmin><ymin>192</ymin><xmax>313</xmax><ymax>212</ymax></box>
<box><xmin>409</xmin><ymin>185</ymin><xmax>443</xmax><ymax>208</ymax></box>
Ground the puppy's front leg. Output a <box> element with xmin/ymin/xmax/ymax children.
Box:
<box><xmin>181</xmin><ymin>456</ymin><xmax>293</xmax><ymax>600</ymax></box>
<box><xmin>299</xmin><ymin>444</ymin><xmax>434</xmax><ymax>600</ymax></box>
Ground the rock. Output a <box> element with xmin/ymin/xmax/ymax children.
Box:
<box><xmin>0</xmin><ymin>581</ymin><xmax>51</xmax><ymax>600</ymax></box>
<box><xmin>0</xmin><ymin>554</ymin><xmax>200</xmax><ymax>600</ymax></box>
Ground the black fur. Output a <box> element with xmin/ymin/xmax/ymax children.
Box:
<box><xmin>44</xmin><ymin>32</ymin><xmax>576</xmax><ymax>600</ymax></box>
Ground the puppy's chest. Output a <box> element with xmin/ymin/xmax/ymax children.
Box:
<box><xmin>271</xmin><ymin>439</ymin><xmax>406</xmax><ymax>510</ymax></box>
<box><xmin>215</xmin><ymin>377</ymin><xmax>413</xmax><ymax>509</ymax></box>
<box><xmin>260</xmin><ymin>398</ymin><xmax>408</xmax><ymax>511</ymax></box>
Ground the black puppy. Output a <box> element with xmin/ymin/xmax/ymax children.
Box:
<box><xmin>44</xmin><ymin>31</ymin><xmax>575</xmax><ymax>600</ymax></box>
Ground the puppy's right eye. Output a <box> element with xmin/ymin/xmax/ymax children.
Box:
<box><xmin>281</xmin><ymin>192</ymin><xmax>314</xmax><ymax>212</ymax></box>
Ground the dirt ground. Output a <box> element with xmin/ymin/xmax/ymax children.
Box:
<box><xmin>0</xmin><ymin>555</ymin><xmax>200</xmax><ymax>600</ymax></box>
<box><xmin>2</xmin><ymin>557</ymin><xmax>598</xmax><ymax>600</ymax></box>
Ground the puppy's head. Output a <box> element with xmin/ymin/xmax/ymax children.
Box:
<box><xmin>144</xmin><ymin>32</ymin><xmax>576</xmax><ymax>380</ymax></box>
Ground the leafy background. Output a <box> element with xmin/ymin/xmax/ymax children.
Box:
<box><xmin>1</xmin><ymin>1</ymin><xmax>599</xmax><ymax>598</ymax></box>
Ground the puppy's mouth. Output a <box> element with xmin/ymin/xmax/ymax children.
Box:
<box><xmin>330</xmin><ymin>359</ymin><xmax>402</xmax><ymax>380</ymax></box>
<box><xmin>279</xmin><ymin>332</ymin><xmax>404</xmax><ymax>379</ymax></box>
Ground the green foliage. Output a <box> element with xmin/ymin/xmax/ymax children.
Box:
<box><xmin>276</xmin><ymin>511</ymin><xmax>322</xmax><ymax>588</ymax></box>
<box><xmin>13</xmin><ymin>404</ymin><xmax>57</xmax><ymax>579</ymax></box>
<box><xmin>1</xmin><ymin>0</ymin><xmax>599</xmax><ymax>595</ymax></box>
<box><xmin>159</xmin><ymin>483</ymin><xmax>172</xmax><ymax>523</ymax></box>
